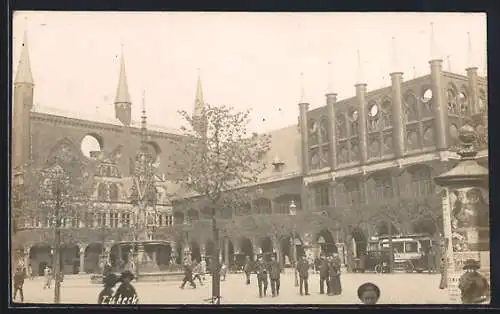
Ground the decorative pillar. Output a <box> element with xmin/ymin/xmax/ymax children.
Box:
<box><xmin>355</xmin><ymin>83</ymin><xmax>368</xmax><ymax>165</ymax></box>
<box><xmin>434</xmin><ymin>125</ymin><xmax>490</xmax><ymax>304</ymax></box>
<box><xmin>429</xmin><ymin>59</ymin><xmax>449</xmax><ymax>150</ymax></box>
<box><xmin>390</xmin><ymin>71</ymin><xmax>405</xmax><ymax>157</ymax></box>
<box><xmin>326</xmin><ymin>93</ymin><xmax>338</xmax><ymax>169</ymax></box>
<box><xmin>79</xmin><ymin>244</ymin><xmax>87</xmax><ymax>274</ymax></box>
<box><xmin>466</xmin><ymin>67</ymin><xmax>479</xmax><ymax>115</ymax></box>
<box><xmin>299</xmin><ymin>102</ymin><xmax>310</xmax><ymax>174</ymax></box>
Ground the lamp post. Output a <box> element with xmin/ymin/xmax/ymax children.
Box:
<box><xmin>289</xmin><ymin>200</ymin><xmax>299</xmax><ymax>287</ymax></box>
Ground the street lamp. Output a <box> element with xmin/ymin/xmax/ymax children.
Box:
<box><xmin>289</xmin><ymin>200</ymin><xmax>299</xmax><ymax>287</ymax></box>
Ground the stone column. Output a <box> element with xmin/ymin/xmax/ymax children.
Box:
<box><xmin>79</xmin><ymin>244</ymin><xmax>87</xmax><ymax>274</ymax></box>
<box><xmin>429</xmin><ymin>59</ymin><xmax>449</xmax><ymax>150</ymax></box>
<box><xmin>355</xmin><ymin>83</ymin><xmax>368</xmax><ymax>164</ymax></box>
<box><xmin>326</xmin><ymin>93</ymin><xmax>338</xmax><ymax>169</ymax></box>
<box><xmin>224</xmin><ymin>238</ymin><xmax>230</xmax><ymax>266</ymax></box>
<box><xmin>390</xmin><ymin>71</ymin><xmax>405</xmax><ymax>157</ymax></box>
<box><xmin>466</xmin><ymin>67</ymin><xmax>479</xmax><ymax>115</ymax></box>
<box><xmin>299</xmin><ymin>102</ymin><xmax>310</xmax><ymax>174</ymax></box>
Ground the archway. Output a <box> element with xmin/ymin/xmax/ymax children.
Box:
<box><xmin>351</xmin><ymin>228</ymin><xmax>367</xmax><ymax>258</ymax></box>
<box><xmin>29</xmin><ymin>243</ymin><xmax>51</xmax><ymax>276</ymax></box>
<box><xmin>59</xmin><ymin>243</ymin><xmax>80</xmax><ymax>275</ymax></box>
<box><xmin>281</xmin><ymin>233</ymin><xmax>304</xmax><ymax>265</ymax></box>
<box><xmin>260</xmin><ymin>236</ymin><xmax>273</xmax><ymax>253</ymax></box>
<box><xmin>316</xmin><ymin>229</ymin><xmax>338</xmax><ymax>255</ymax></box>
<box><xmin>240</xmin><ymin>237</ymin><xmax>254</xmax><ymax>261</ymax></box>
<box><xmin>190</xmin><ymin>241</ymin><xmax>201</xmax><ymax>263</ymax></box>
<box><xmin>84</xmin><ymin>243</ymin><xmax>103</xmax><ymax>274</ymax></box>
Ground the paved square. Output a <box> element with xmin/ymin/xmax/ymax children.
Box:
<box><xmin>14</xmin><ymin>271</ymin><xmax>451</xmax><ymax>305</ymax></box>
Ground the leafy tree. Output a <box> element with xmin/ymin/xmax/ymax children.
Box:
<box><xmin>170</xmin><ymin>104</ymin><xmax>271</xmax><ymax>303</ymax></box>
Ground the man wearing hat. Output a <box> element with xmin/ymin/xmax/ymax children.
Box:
<box><xmin>114</xmin><ymin>270</ymin><xmax>138</xmax><ymax>304</ymax></box>
<box><xmin>267</xmin><ymin>255</ymin><xmax>281</xmax><ymax>297</ymax></box>
<box><xmin>255</xmin><ymin>256</ymin><xmax>268</xmax><ymax>298</ymax></box>
<box><xmin>180</xmin><ymin>260</ymin><xmax>197</xmax><ymax>289</ymax></box>
<box><xmin>98</xmin><ymin>273</ymin><xmax>118</xmax><ymax>304</ymax></box>
<box><xmin>296</xmin><ymin>255</ymin><xmax>310</xmax><ymax>296</ymax></box>
<box><xmin>458</xmin><ymin>259</ymin><xmax>490</xmax><ymax>304</ymax></box>
<box><xmin>318</xmin><ymin>254</ymin><xmax>329</xmax><ymax>294</ymax></box>
<box><xmin>358</xmin><ymin>282</ymin><xmax>380</xmax><ymax>304</ymax></box>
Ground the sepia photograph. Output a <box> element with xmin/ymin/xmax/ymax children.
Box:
<box><xmin>10</xmin><ymin>11</ymin><xmax>489</xmax><ymax>305</ymax></box>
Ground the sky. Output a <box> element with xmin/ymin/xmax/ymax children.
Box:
<box><xmin>12</xmin><ymin>12</ymin><xmax>487</xmax><ymax>138</ymax></box>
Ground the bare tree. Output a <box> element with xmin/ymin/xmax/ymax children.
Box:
<box><xmin>170</xmin><ymin>104</ymin><xmax>271</xmax><ymax>303</ymax></box>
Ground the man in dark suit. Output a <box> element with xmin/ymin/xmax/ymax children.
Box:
<box><xmin>268</xmin><ymin>255</ymin><xmax>281</xmax><ymax>297</ymax></box>
<box><xmin>255</xmin><ymin>256</ymin><xmax>268</xmax><ymax>298</ymax></box>
<box><xmin>318</xmin><ymin>254</ymin><xmax>329</xmax><ymax>294</ymax></box>
<box><xmin>244</xmin><ymin>256</ymin><xmax>252</xmax><ymax>285</ymax></box>
<box><xmin>296</xmin><ymin>255</ymin><xmax>310</xmax><ymax>296</ymax></box>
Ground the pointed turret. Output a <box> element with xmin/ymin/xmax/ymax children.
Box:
<box><xmin>193</xmin><ymin>69</ymin><xmax>204</xmax><ymax>118</ymax></box>
<box><xmin>15</xmin><ymin>31</ymin><xmax>34</xmax><ymax>85</ymax></box>
<box><xmin>140</xmin><ymin>90</ymin><xmax>148</xmax><ymax>149</ymax></box>
<box><xmin>115</xmin><ymin>48</ymin><xmax>131</xmax><ymax>104</ymax></box>
<box><xmin>114</xmin><ymin>46</ymin><xmax>132</xmax><ymax>126</ymax></box>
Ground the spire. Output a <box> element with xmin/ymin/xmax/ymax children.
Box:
<box><xmin>193</xmin><ymin>68</ymin><xmax>204</xmax><ymax>117</ymax></box>
<box><xmin>447</xmin><ymin>55</ymin><xmax>452</xmax><ymax>72</ymax></box>
<box><xmin>390</xmin><ymin>37</ymin><xmax>400</xmax><ymax>73</ymax></box>
<box><xmin>466</xmin><ymin>32</ymin><xmax>474</xmax><ymax>68</ymax></box>
<box><xmin>356</xmin><ymin>49</ymin><xmax>365</xmax><ymax>84</ymax></box>
<box><xmin>430</xmin><ymin>22</ymin><xmax>440</xmax><ymax>60</ymax></box>
<box><xmin>15</xmin><ymin>30</ymin><xmax>34</xmax><ymax>84</ymax></box>
<box><xmin>115</xmin><ymin>45</ymin><xmax>131</xmax><ymax>104</ymax></box>
<box><xmin>140</xmin><ymin>89</ymin><xmax>147</xmax><ymax>149</ymax></box>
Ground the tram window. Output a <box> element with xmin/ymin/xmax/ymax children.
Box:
<box><xmin>392</xmin><ymin>243</ymin><xmax>404</xmax><ymax>253</ymax></box>
<box><xmin>405</xmin><ymin>242</ymin><xmax>418</xmax><ymax>253</ymax></box>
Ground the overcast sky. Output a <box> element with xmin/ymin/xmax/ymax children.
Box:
<box><xmin>13</xmin><ymin>11</ymin><xmax>486</xmax><ymax>135</ymax></box>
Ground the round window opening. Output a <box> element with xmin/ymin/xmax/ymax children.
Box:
<box><xmin>422</xmin><ymin>88</ymin><xmax>433</xmax><ymax>103</ymax></box>
<box><xmin>369</xmin><ymin>104</ymin><xmax>379</xmax><ymax>117</ymax></box>
<box><xmin>81</xmin><ymin>135</ymin><xmax>102</xmax><ymax>158</ymax></box>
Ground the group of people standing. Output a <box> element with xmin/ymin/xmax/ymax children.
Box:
<box><xmin>243</xmin><ymin>252</ymin><xmax>343</xmax><ymax>298</ymax></box>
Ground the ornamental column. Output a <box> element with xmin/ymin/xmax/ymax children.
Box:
<box><xmin>355</xmin><ymin>50</ymin><xmax>368</xmax><ymax>165</ymax></box>
<box><xmin>434</xmin><ymin>125</ymin><xmax>490</xmax><ymax>303</ymax></box>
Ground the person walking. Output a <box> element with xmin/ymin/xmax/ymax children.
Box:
<box><xmin>268</xmin><ymin>255</ymin><xmax>281</xmax><ymax>297</ymax></box>
<box><xmin>318</xmin><ymin>254</ymin><xmax>329</xmax><ymax>294</ymax></box>
<box><xmin>327</xmin><ymin>256</ymin><xmax>336</xmax><ymax>296</ymax></box>
<box><xmin>27</xmin><ymin>264</ymin><xmax>33</xmax><ymax>280</ymax></box>
<box><xmin>180</xmin><ymin>261</ymin><xmax>196</xmax><ymax>289</ymax></box>
<box><xmin>114</xmin><ymin>271</ymin><xmax>139</xmax><ymax>304</ymax></box>
<box><xmin>43</xmin><ymin>266</ymin><xmax>52</xmax><ymax>289</ymax></box>
<box><xmin>192</xmin><ymin>262</ymin><xmax>204</xmax><ymax>285</ymax></box>
<box><xmin>200</xmin><ymin>257</ymin><xmax>207</xmax><ymax>281</ymax></box>
<box><xmin>458</xmin><ymin>259</ymin><xmax>490</xmax><ymax>304</ymax></box>
<box><xmin>439</xmin><ymin>256</ymin><xmax>448</xmax><ymax>289</ymax></box>
<box><xmin>255</xmin><ymin>256</ymin><xmax>268</xmax><ymax>298</ymax></box>
<box><xmin>331</xmin><ymin>253</ymin><xmax>342</xmax><ymax>295</ymax></box>
<box><xmin>427</xmin><ymin>246</ymin><xmax>436</xmax><ymax>273</ymax></box>
<box><xmin>244</xmin><ymin>256</ymin><xmax>252</xmax><ymax>285</ymax></box>
<box><xmin>13</xmin><ymin>267</ymin><xmax>25</xmax><ymax>302</ymax></box>
<box><xmin>220</xmin><ymin>262</ymin><xmax>228</xmax><ymax>281</ymax></box>
<box><xmin>98</xmin><ymin>273</ymin><xmax>118</xmax><ymax>304</ymax></box>
<box><xmin>296</xmin><ymin>255</ymin><xmax>310</xmax><ymax>296</ymax></box>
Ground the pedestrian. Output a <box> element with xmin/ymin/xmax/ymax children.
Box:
<box><xmin>331</xmin><ymin>253</ymin><xmax>342</xmax><ymax>295</ymax></box>
<box><xmin>318</xmin><ymin>254</ymin><xmax>329</xmax><ymax>294</ymax></box>
<box><xmin>13</xmin><ymin>267</ymin><xmax>25</xmax><ymax>302</ymax></box>
<box><xmin>326</xmin><ymin>256</ymin><xmax>335</xmax><ymax>296</ymax></box>
<box><xmin>180</xmin><ymin>261</ymin><xmax>196</xmax><ymax>289</ymax></box>
<box><xmin>200</xmin><ymin>257</ymin><xmax>207</xmax><ymax>281</ymax></box>
<box><xmin>458</xmin><ymin>259</ymin><xmax>490</xmax><ymax>304</ymax></box>
<box><xmin>439</xmin><ymin>256</ymin><xmax>448</xmax><ymax>289</ymax></box>
<box><xmin>27</xmin><ymin>264</ymin><xmax>33</xmax><ymax>280</ymax></box>
<box><xmin>268</xmin><ymin>255</ymin><xmax>281</xmax><ymax>297</ymax></box>
<box><xmin>98</xmin><ymin>273</ymin><xmax>118</xmax><ymax>304</ymax></box>
<box><xmin>43</xmin><ymin>266</ymin><xmax>51</xmax><ymax>289</ymax></box>
<box><xmin>114</xmin><ymin>270</ymin><xmax>139</xmax><ymax>304</ymax></box>
<box><xmin>244</xmin><ymin>256</ymin><xmax>252</xmax><ymax>285</ymax></box>
<box><xmin>296</xmin><ymin>255</ymin><xmax>310</xmax><ymax>296</ymax></box>
<box><xmin>220</xmin><ymin>262</ymin><xmax>228</xmax><ymax>281</ymax></box>
<box><xmin>358</xmin><ymin>282</ymin><xmax>380</xmax><ymax>304</ymax></box>
<box><xmin>192</xmin><ymin>262</ymin><xmax>204</xmax><ymax>285</ymax></box>
<box><xmin>255</xmin><ymin>256</ymin><xmax>268</xmax><ymax>298</ymax></box>
<box><xmin>427</xmin><ymin>246</ymin><xmax>436</xmax><ymax>273</ymax></box>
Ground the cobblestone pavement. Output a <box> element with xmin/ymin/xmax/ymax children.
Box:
<box><xmin>14</xmin><ymin>271</ymin><xmax>451</xmax><ymax>305</ymax></box>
